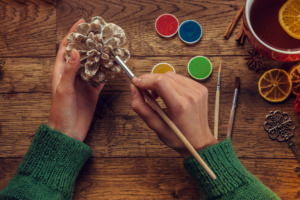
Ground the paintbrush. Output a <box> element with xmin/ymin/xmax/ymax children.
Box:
<box><xmin>227</xmin><ymin>77</ymin><xmax>240</xmax><ymax>138</ymax></box>
<box><xmin>109</xmin><ymin>46</ymin><xmax>216</xmax><ymax>180</ymax></box>
<box><xmin>214</xmin><ymin>62</ymin><xmax>221</xmax><ymax>140</ymax></box>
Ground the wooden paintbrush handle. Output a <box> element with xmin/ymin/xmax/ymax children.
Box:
<box><xmin>227</xmin><ymin>109</ymin><xmax>235</xmax><ymax>138</ymax></box>
<box><xmin>140</xmin><ymin>89</ymin><xmax>216</xmax><ymax>180</ymax></box>
<box><xmin>214</xmin><ymin>90</ymin><xmax>220</xmax><ymax>140</ymax></box>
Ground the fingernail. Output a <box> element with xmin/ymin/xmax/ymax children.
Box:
<box><xmin>132</xmin><ymin>77</ymin><xmax>141</xmax><ymax>85</ymax></box>
<box><xmin>69</xmin><ymin>50</ymin><xmax>76</xmax><ymax>62</ymax></box>
<box><xmin>166</xmin><ymin>71</ymin><xmax>175</xmax><ymax>75</ymax></box>
<box><xmin>130</xmin><ymin>84</ymin><xmax>137</xmax><ymax>97</ymax></box>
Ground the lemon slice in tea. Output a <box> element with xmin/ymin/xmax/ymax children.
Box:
<box><xmin>279</xmin><ymin>0</ymin><xmax>300</xmax><ymax>39</ymax></box>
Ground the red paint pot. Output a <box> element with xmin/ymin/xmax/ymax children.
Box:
<box><xmin>155</xmin><ymin>14</ymin><xmax>179</xmax><ymax>38</ymax></box>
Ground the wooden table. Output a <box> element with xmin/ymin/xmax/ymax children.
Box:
<box><xmin>1</xmin><ymin>0</ymin><xmax>300</xmax><ymax>199</ymax></box>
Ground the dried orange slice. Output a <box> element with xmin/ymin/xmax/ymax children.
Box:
<box><xmin>278</xmin><ymin>0</ymin><xmax>300</xmax><ymax>39</ymax></box>
<box><xmin>289</xmin><ymin>63</ymin><xmax>300</xmax><ymax>95</ymax></box>
<box><xmin>258</xmin><ymin>69</ymin><xmax>292</xmax><ymax>102</ymax></box>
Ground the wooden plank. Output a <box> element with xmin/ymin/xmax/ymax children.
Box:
<box><xmin>0</xmin><ymin>58</ymin><xmax>54</xmax><ymax>93</ymax></box>
<box><xmin>1</xmin><ymin>0</ymin><xmax>299</xmax><ymax>199</ymax></box>
<box><xmin>0</xmin><ymin>158</ymin><xmax>299</xmax><ymax>200</ymax></box>
<box><xmin>0</xmin><ymin>158</ymin><xmax>21</xmax><ymax>185</ymax></box>
<box><xmin>0</xmin><ymin>85</ymin><xmax>299</xmax><ymax>159</ymax></box>
<box><xmin>0</xmin><ymin>57</ymin><xmax>299</xmax><ymax>158</ymax></box>
<box><xmin>242</xmin><ymin>159</ymin><xmax>300</xmax><ymax>200</ymax></box>
<box><xmin>56</xmin><ymin>0</ymin><xmax>249</xmax><ymax>57</ymax></box>
<box><xmin>0</xmin><ymin>57</ymin><xmax>131</xmax><ymax>94</ymax></box>
<box><xmin>0</xmin><ymin>92</ymin><xmax>51</xmax><ymax>157</ymax></box>
<box><xmin>0</xmin><ymin>55</ymin><xmax>286</xmax><ymax>93</ymax></box>
<box><xmin>0</xmin><ymin>0</ymin><xmax>56</xmax><ymax>57</ymax></box>
<box><xmin>241</xmin><ymin>158</ymin><xmax>300</xmax><ymax>200</ymax></box>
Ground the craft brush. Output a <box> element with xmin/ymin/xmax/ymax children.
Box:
<box><xmin>109</xmin><ymin>46</ymin><xmax>216</xmax><ymax>180</ymax></box>
<box><xmin>227</xmin><ymin>77</ymin><xmax>240</xmax><ymax>138</ymax></box>
<box><xmin>214</xmin><ymin>62</ymin><xmax>221</xmax><ymax>140</ymax></box>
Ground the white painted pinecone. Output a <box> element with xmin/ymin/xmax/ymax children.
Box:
<box><xmin>65</xmin><ymin>16</ymin><xmax>130</xmax><ymax>86</ymax></box>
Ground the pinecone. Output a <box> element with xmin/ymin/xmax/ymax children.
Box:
<box><xmin>65</xmin><ymin>16</ymin><xmax>130</xmax><ymax>86</ymax></box>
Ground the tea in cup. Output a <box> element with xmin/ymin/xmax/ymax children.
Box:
<box><xmin>243</xmin><ymin>0</ymin><xmax>300</xmax><ymax>62</ymax></box>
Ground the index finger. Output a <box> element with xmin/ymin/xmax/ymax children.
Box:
<box><xmin>132</xmin><ymin>74</ymin><xmax>181</xmax><ymax>108</ymax></box>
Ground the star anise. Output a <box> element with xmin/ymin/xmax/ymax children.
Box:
<box><xmin>245</xmin><ymin>49</ymin><xmax>264</xmax><ymax>71</ymax></box>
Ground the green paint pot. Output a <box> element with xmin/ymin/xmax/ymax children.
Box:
<box><xmin>188</xmin><ymin>56</ymin><xmax>212</xmax><ymax>80</ymax></box>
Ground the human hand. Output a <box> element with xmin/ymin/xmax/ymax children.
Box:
<box><xmin>47</xmin><ymin>19</ymin><xmax>104</xmax><ymax>142</ymax></box>
<box><xmin>130</xmin><ymin>72</ymin><xmax>218</xmax><ymax>158</ymax></box>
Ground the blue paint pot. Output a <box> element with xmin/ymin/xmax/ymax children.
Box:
<box><xmin>178</xmin><ymin>20</ymin><xmax>202</xmax><ymax>44</ymax></box>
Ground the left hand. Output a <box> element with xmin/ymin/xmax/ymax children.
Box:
<box><xmin>47</xmin><ymin>19</ymin><xmax>104</xmax><ymax>142</ymax></box>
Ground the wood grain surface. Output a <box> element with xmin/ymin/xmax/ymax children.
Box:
<box><xmin>0</xmin><ymin>0</ymin><xmax>56</xmax><ymax>57</ymax></box>
<box><xmin>0</xmin><ymin>0</ymin><xmax>300</xmax><ymax>199</ymax></box>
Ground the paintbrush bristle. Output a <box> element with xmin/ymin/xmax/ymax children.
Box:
<box><xmin>218</xmin><ymin>62</ymin><xmax>222</xmax><ymax>73</ymax></box>
<box><xmin>108</xmin><ymin>45</ymin><xmax>117</xmax><ymax>57</ymax></box>
<box><xmin>235</xmin><ymin>77</ymin><xmax>240</xmax><ymax>89</ymax></box>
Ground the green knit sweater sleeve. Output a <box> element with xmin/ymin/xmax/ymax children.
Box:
<box><xmin>0</xmin><ymin>124</ymin><xmax>92</xmax><ymax>200</ymax></box>
<box><xmin>183</xmin><ymin>139</ymin><xmax>280</xmax><ymax>200</ymax></box>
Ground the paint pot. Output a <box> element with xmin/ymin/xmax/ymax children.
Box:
<box><xmin>178</xmin><ymin>20</ymin><xmax>202</xmax><ymax>44</ymax></box>
<box><xmin>155</xmin><ymin>14</ymin><xmax>179</xmax><ymax>37</ymax></box>
<box><xmin>188</xmin><ymin>56</ymin><xmax>212</xmax><ymax>80</ymax></box>
<box><xmin>152</xmin><ymin>63</ymin><xmax>175</xmax><ymax>74</ymax></box>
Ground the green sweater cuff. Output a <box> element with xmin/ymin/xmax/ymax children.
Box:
<box><xmin>2</xmin><ymin>124</ymin><xmax>92</xmax><ymax>199</ymax></box>
<box><xmin>183</xmin><ymin>139</ymin><xmax>279</xmax><ymax>200</ymax></box>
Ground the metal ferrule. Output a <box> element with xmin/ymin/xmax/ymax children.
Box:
<box><xmin>217</xmin><ymin>72</ymin><xmax>221</xmax><ymax>87</ymax></box>
<box><xmin>115</xmin><ymin>56</ymin><xmax>135</xmax><ymax>79</ymax></box>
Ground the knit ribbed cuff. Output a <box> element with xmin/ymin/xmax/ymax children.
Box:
<box><xmin>183</xmin><ymin>139</ymin><xmax>258</xmax><ymax>199</ymax></box>
<box><xmin>17</xmin><ymin>124</ymin><xmax>92</xmax><ymax>198</ymax></box>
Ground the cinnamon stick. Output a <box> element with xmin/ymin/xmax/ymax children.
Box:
<box><xmin>224</xmin><ymin>6</ymin><xmax>244</xmax><ymax>39</ymax></box>
<box><xmin>224</xmin><ymin>21</ymin><xmax>233</xmax><ymax>39</ymax></box>
<box><xmin>240</xmin><ymin>31</ymin><xmax>246</xmax><ymax>45</ymax></box>
<box><xmin>235</xmin><ymin>21</ymin><xmax>246</xmax><ymax>45</ymax></box>
<box><xmin>235</xmin><ymin>21</ymin><xmax>244</xmax><ymax>40</ymax></box>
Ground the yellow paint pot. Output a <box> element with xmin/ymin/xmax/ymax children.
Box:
<box><xmin>152</xmin><ymin>63</ymin><xmax>175</xmax><ymax>74</ymax></box>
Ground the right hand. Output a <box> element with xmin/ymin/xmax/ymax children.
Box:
<box><xmin>130</xmin><ymin>72</ymin><xmax>218</xmax><ymax>158</ymax></box>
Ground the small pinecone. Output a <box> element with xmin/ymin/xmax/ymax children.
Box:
<box><xmin>65</xmin><ymin>16</ymin><xmax>130</xmax><ymax>86</ymax></box>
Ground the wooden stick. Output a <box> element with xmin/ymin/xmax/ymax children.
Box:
<box><xmin>214</xmin><ymin>63</ymin><xmax>221</xmax><ymax>139</ymax></box>
<box><xmin>214</xmin><ymin>91</ymin><xmax>220</xmax><ymax>139</ymax></box>
<box><xmin>226</xmin><ymin>77</ymin><xmax>240</xmax><ymax>138</ymax></box>
<box><xmin>226</xmin><ymin>108</ymin><xmax>236</xmax><ymax>138</ymax></box>
<box><xmin>224</xmin><ymin>6</ymin><xmax>244</xmax><ymax>39</ymax></box>
<box><xmin>141</xmin><ymin>89</ymin><xmax>217</xmax><ymax>180</ymax></box>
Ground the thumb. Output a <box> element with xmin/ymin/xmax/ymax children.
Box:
<box><xmin>60</xmin><ymin>49</ymin><xmax>80</xmax><ymax>89</ymax></box>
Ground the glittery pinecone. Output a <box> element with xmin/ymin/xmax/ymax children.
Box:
<box><xmin>65</xmin><ymin>16</ymin><xmax>130</xmax><ymax>86</ymax></box>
